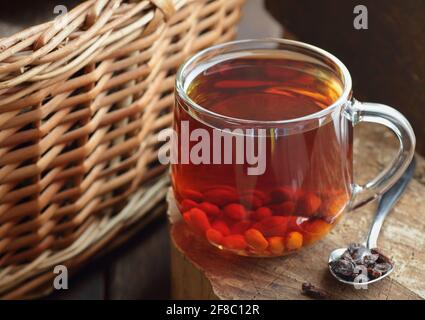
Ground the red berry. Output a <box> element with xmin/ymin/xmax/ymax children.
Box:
<box><xmin>251</xmin><ymin>207</ymin><xmax>273</xmax><ymax>221</ymax></box>
<box><xmin>224</xmin><ymin>203</ymin><xmax>248</xmax><ymax>220</ymax></box>
<box><xmin>180</xmin><ymin>189</ymin><xmax>204</xmax><ymax>202</ymax></box>
<box><xmin>256</xmin><ymin>216</ymin><xmax>291</xmax><ymax>237</ymax></box>
<box><xmin>230</xmin><ymin>220</ymin><xmax>252</xmax><ymax>235</ymax></box>
<box><xmin>183</xmin><ymin>211</ymin><xmax>192</xmax><ymax>225</ymax></box>
<box><xmin>297</xmin><ymin>193</ymin><xmax>322</xmax><ymax>216</ymax></box>
<box><xmin>222</xmin><ymin>235</ymin><xmax>247</xmax><ymax>250</ymax></box>
<box><xmin>183</xmin><ymin>208</ymin><xmax>211</xmax><ymax>234</ymax></box>
<box><xmin>206</xmin><ymin>228</ymin><xmax>223</xmax><ymax>244</ymax></box>
<box><xmin>244</xmin><ymin>228</ymin><xmax>268</xmax><ymax>251</ymax></box>
<box><xmin>240</xmin><ymin>193</ymin><xmax>264</xmax><ymax>209</ymax></box>
<box><xmin>198</xmin><ymin>202</ymin><xmax>221</xmax><ymax>217</ymax></box>
<box><xmin>211</xmin><ymin>220</ymin><xmax>231</xmax><ymax>236</ymax></box>
<box><xmin>203</xmin><ymin>188</ymin><xmax>239</xmax><ymax>207</ymax></box>
<box><xmin>180</xmin><ymin>199</ymin><xmax>198</xmax><ymax>212</ymax></box>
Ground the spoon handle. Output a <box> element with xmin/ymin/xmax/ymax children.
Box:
<box><xmin>366</xmin><ymin>158</ymin><xmax>416</xmax><ymax>249</ymax></box>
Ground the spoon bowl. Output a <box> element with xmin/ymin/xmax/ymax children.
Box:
<box><xmin>328</xmin><ymin>247</ymin><xmax>394</xmax><ymax>285</ymax></box>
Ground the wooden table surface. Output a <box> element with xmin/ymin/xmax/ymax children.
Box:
<box><xmin>170</xmin><ymin>124</ymin><xmax>425</xmax><ymax>300</ymax></box>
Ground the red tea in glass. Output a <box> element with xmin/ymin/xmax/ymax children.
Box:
<box><xmin>171</xmin><ymin>40</ymin><xmax>415</xmax><ymax>257</ymax></box>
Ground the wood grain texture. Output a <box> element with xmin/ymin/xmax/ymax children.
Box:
<box><xmin>170</xmin><ymin>124</ymin><xmax>425</xmax><ymax>300</ymax></box>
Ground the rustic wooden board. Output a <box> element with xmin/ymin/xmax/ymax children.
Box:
<box><xmin>170</xmin><ymin>124</ymin><xmax>425</xmax><ymax>300</ymax></box>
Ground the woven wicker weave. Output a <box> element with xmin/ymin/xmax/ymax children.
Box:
<box><xmin>0</xmin><ymin>0</ymin><xmax>244</xmax><ymax>298</ymax></box>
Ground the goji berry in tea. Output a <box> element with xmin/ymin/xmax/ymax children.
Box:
<box><xmin>230</xmin><ymin>220</ymin><xmax>252</xmax><ymax>235</ymax></box>
<box><xmin>222</xmin><ymin>235</ymin><xmax>248</xmax><ymax>250</ymax></box>
<box><xmin>286</xmin><ymin>231</ymin><xmax>303</xmax><ymax>250</ymax></box>
<box><xmin>300</xmin><ymin>219</ymin><xmax>333</xmax><ymax>244</ymax></box>
<box><xmin>297</xmin><ymin>193</ymin><xmax>322</xmax><ymax>217</ymax></box>
<box><xmin>224</xmin><ymin>203</ymin><xmax>248</xmax><ymax>220</ymax></box>
<box><xmin>240</xmin><ymin>193</ymin><xmax>264</xmax><ymax>209</ymax></box>
<box><xmin>211</xmin><ymin>220</ymin><xmax>230</xmax><ymax>236</ymax></box>
<box><xmin>255</xmin><ymin>216</ymin><xmax>290</xmax><ymax>237</ymax></box>
<box><xmin>198</xmin><ymin>202</ymin><xmax>221</xmax><ymax>217</ymax></box>
<box><xmin>183</xmin><ymin>208</ymin><xmax>211</xmax><ymax>234</ymax></box>
<box><xmin>206</xmin><ymin>228</ymin><xmax>223</xmax><ymax>245</ymax></box>
<box><xmin>268</xmin><ymin>236</ymin><xmax>285</xmax><ymax>255</ymax></box>
<box><xmin>181</xmin><ymin>199</ymin><xmax>198</xmax><ymax>212</ymax></box>
<box><xmin>183</xmin><ymin>211</ymin><xmax>192</xmax><ymax>225</ymax></box>
<box><xmin>244</xmin><ymin>228</ymin><xmax>269</xmax><ymax>251</ymax></box>
<box><xmin>251</xmin><ymin>207</ymin><xmax>273</xmax><ymax>221</ymax></box>
<box><xmin>203</xmin><ymin>188</ymin><xmax>239</xmax><ymax>207</ymax></box>
<box><xmin>177</xmin><ymin>185</ymin><xmax>347</xmax><ymax>256</ymax></box>
<box><xmin>180</xmin><ymin>189</ymin><xmax>204</xmax><ymax>202</ymax></box>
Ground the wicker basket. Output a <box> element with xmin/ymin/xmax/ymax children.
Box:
<box><xmin>0</xmin><ymin>0</ymin><xmax>244</xmax><ymax>299</ymax></box>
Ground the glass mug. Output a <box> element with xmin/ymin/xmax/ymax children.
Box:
<box><xmin>171</xmin><ymin>39</ymin><xmax>415</xmax><ymax>257</ymax></box>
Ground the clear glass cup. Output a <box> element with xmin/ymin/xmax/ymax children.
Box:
<box><xmin>171</xmin><ymin>39</ymin><xmax>416</xmax><ymax>257</ymax></box>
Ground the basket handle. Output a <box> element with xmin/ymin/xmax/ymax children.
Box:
<box><xmin>33</xmin><ymin>0</ymin><xmax>177</xmax><ymax>50</ymax></box>
<box><xmin>149</xmin><ymin>0</ymin><xmax>176</xmax><ymax>20</ymax></box>
<box><xmin>85</xmin><ymin>0</ymin><xmax>176</xmax><ymax>27</ymax></box>
<box><xmin>141</xmin><ymin>0</ymin><xmax>178</xmax><ymax>35</ymax></box>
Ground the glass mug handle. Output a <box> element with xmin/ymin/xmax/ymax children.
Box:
<box><xmin>345</xmin><ymin>99</ymin><xmax>416</xmax><ymax>209</ymax></box>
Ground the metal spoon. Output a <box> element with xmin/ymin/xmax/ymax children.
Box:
<box><xmin>328</xmin><ymin>157</ymin><xmax>416</xmax><ymax>285</ymax></box>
